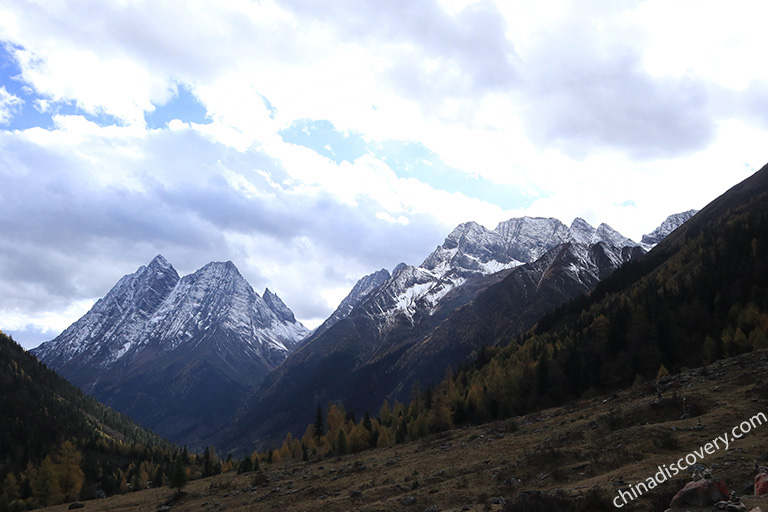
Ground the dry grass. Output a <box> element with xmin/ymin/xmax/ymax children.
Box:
<box><xmin>38</xmin><ymin>350</ymin><xmax>768</xmax><ymax>512</ymax></box>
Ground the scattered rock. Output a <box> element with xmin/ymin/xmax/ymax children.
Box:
<box><xmin>350</xmin><ymin>489</ymin><xmax>362</xmax><ymax>498</ymax></box>
<box><xmin>400</xmin><ymin>495</ymin><xmax>416</xmax><ymax>505</ymax></box>
<box><xmin>755</xmin><ymin>467</ymin><xmax>768</xmax><ymax>496</ymax></box>
<box><xmin>715</xmin><ymin>491</ymin><xmax>747</xmax><ymax>511</ymax></box>
<box><xmin>670</xmin><ymin>477</ymin><xmax>729</xmax><ymax>508</ymax></box>
<box><xmin>68</xmin><ymin>503</ymin><xmax>85</xmax><ymax>510</ymax></box>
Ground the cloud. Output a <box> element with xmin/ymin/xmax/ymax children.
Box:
<box><xmin>518</xmin><ymin>4</ymin><xmax>715</xmax><ymax>158</ymax></box>
<box><xmin>0</xmin><ymin>115</ymin><xmax>499</xmax><ymax>343</ymax></box>
<box><xmin>0</xmin><ymin>85</ymin><xmax>22</xmax><ymax>124</ymax></box>
<box><xmin>1</xmin><ymin>0</ymin><xmax>768</xmax><ymax>350</ymax></box>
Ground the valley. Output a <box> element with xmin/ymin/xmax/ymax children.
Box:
<box><xmin>33</xmin><ymin>348</ymin><xmax>768</xmax><ymax>512</ymax></box>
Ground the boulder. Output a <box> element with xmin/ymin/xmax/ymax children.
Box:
<box><xmin>755</xmin><ymin>470</ymin><xmax>768</xmax><ymax>496</ymax></box>
<box><xmin>670</xmin><ymin>477</ymin><xmax>729</xmax><ymax>508</ymax></box>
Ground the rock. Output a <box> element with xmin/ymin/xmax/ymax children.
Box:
<box><xmin>755</xmin><ymin>470</ymin><xmax>768</xmax><ymax>496</ymax></box>
<box><xmin>670</xmin><ymin>478</ymin><xmax>729</xmax><ymax>508</ymax></box>
<box><xmin>350</xmin><ymin>490</ymin><xmax>362</xmax><ymax>498</ymax></box>
<box><xmin>400</xmin><ymin>495</ymin><xmax>416</xmax><ymax>505</ymax></box>
<box><xmin>68</xmin><ymin>503</ymin><xmax>85</xmax><ymax>510</ymax></box>
<box><xmin>749</xmin><ymin>507</ymin><xmax>763</xmax><ymax>512</ymax></box>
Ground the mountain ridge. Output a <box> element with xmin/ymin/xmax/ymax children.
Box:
<box><xmin>32</xmin><ymin>256</ymin><xmax>308</xmax><ymax>449</ymax></box>
<box><xmin>221</xmin><ymin>213</ymin><xmax>691</xmax><ymax>452</ymax></box>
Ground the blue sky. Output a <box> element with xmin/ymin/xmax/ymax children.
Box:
<box><xmin>0</xmin><ymin>0</ymin><xmax>766</xmax><ymax>348</ymax></box>
<box><xmin>280</xmin><ymin>119</ymin><xmax>538</xmax><ymax>210</ymax></box>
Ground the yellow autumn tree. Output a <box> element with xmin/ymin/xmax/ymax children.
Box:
<box><xmin>57</xmin><ymin>441</ymin><xmax>85</xmax><ymax>500</ymax></box>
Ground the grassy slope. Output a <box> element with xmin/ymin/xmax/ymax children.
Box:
<box><xmin>36</xmin><ymin>348</ymin><xmax>768</xmax><ymax>511</ymax></box>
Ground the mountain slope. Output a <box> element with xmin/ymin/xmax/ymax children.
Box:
<box><xmin>222</xmin><ymin>217</ymin><xmax>657</xmax><ymax>452</ymax></box>
<box><xmin>32</xmin><ymin>256</ymin><xmax>308</xmax><ymax>449</ymax></box>
<box><xmin>433</xmin><ymin>162</ymin><xmax>768</xmax><ymax>420</ymax></box>
<box><xmin>308</xmin><ymin>268</ymin><xmax>391</xmax><ymax>341</ymax></box>
<box><xmin>32</xmin><ymin>254</ymin><xmax>181</xmax><ymax>371</ymax></box>
<box><xmin>0</xmin><ymin>330</ymin><xmax>177</xmax><ymax>504</ymax></box>
<box><xmin>640</xmin><ymin>209</ymin><xmax>698</xmax><ymax>249</ymax></box>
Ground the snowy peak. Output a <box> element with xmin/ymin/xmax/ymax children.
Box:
<box><xmin>32</xmin><ymin>254</ymin><xmax>180</xmax><ymax>367</ymax></box>
<box><xmin>263</xmin><ymin>288</ymin><xmax>297</xmax><ymax>324</ymax></box>
<box><xmin>422</xmin><ymin>221</ymin><xmax>516</xmax><ymax>276</ymax></box>
<box><xmin>310</xmin><ymin>268</ymin><xmax>391</xmax><ymax>339</ymax></box>
<box><xmin>360</xmin><ymin>215</ymin><xmax>642</xmax><ymax>330</ymax></box>
<box><xmin>570</xmin><ymin>217</ymin><xmax>597</xmax><ymax>245</ymax></box>
<box><xmin>594</xmin><ymin>223</ymin><xmax>636</xmax><ymax>248</ymax></box>
<box><xmin>147</xmin><ymin>253</ymin><xmax>174</xmax><ymax>272</ymax></box>
<box><xmin>641</xmin><ymin>209</ymin><xmax>699</xmax><ymax>248</ymax></box>
<box><xmin>34</xmin><ymin>256</ymin><xmax>308</xmax><ymax>370</ymax></box>
<box><xmin>495</xmin><ymin>216</ymin><xmax>572</xmax><ymax>262</ymax></box>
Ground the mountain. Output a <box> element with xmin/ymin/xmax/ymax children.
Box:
<box><xmin>640</xmin><ymin>209</ymin><xmax>698</xmax><ymax>248</ymax></box>
<box><xmin>0</xmin><ymin>329</ymin><xmax>178</xmax><ymax>505</ymax></box>
<box><xmin>32</xmin><ymin>256</ymin><xmax>308</xmax><ymax>449</ymax></box>
<box><xmin>223</xmin><ymin>216</ymin><xmax>670</xmax><ymax>452</ymax></box>
<box><xmin>308</xmin><ymin>268</ymin><xmax>391</xmax><ymax>340</ymax></box>
<box><xmin>422</xmin><ymin>163</ymin><xmax>768</xmax><ymax>422</ymax></box>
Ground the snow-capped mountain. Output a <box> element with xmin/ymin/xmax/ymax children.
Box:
<box><xmin>32</xmin><ymin>255</ymin><xmax>308</xmax><ymax>448</ymax></box>
<box><xmin>223</xmin><ymin>216</ymin><xmax>654</xmax><ymax>451</ymax></box>
<box><xmin>641</xmin><ymin>209</ymin><xmax>699</xmax><ymax>248</ymax></box>
<box><xmin>364</xmin><ymin>216</ymin><xmax>638</xmax><ymax>331</ymax></box>
<box><xmin>309</xmin><ymin>268</ymin><xmax>391</xmax><ymax>341</ymax></box>
<box><xmin>32</xmin><ymin>254</ymin><xmax>181</xmax><ymax>369</ymax></box>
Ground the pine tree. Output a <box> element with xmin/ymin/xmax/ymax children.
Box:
<box><xmin>153</xmin><ymin>466</ymin><xmax>164</xmax><ymax>487</ymax></box>
<box><xmin>2</xmin><ymin>474</ymin><xmax>19</xmax><ymax>501</ymax></box>
<box><xmin>237</xmin><ymin>457</ymin><xmax>253</xmax><ymax>474</ymax></box>
<box><xmin>168</xmin><ymin>459</ymin><xmax>188</xmax><ymax>495</ymax></box>
<box><xmin>313</xmin><ymin>405</ymin><xmax>325</xmax><ymax>441</ymax></box>
<box><xmin>335</xmin><ymin>429</ymin><xmax>348</xmax><ymax>456</ymax></box>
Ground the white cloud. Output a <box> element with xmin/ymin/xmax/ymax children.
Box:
<box><xmin>1</xmin><ymin>0</ymin><xmax>768</xmax><ymax>346</ymax></box>
<box><xmin>0</xmin><ymin>86</ymin><xmax>23</xmax><ymax>125</ymax></box>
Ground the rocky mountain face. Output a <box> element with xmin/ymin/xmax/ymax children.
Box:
<box><xmin>308</xmin><ymin>268</ymin><xmax>391</xmax><ymax>341</ymax></box>
<box><xmin>641</xmin><ymin>209</ymin><xmax>699</xmax><ymax>248</ymax></box>
<box><xmin>32</xmin><ymin>255</ymin><xmax>308</xmax><ymax>449</ymax></box>
<box><xmin>223</xmin><ymin>215</ymin><xmax>694</xmax><ymax>453</ymax></box>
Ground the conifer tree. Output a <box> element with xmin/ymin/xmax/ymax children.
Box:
<box><xmin>168</xmin><ymin>459</ymin><xmax>188</xmax><ymax>495</ymax></box>
<box><xmin>335</xmin><ymin>429</ymin><xmax>348</xmax><ymax>456</ymax></box>
<box><xmin>313</xmin><ymin>405</ymin><xmax>325</xmax><ymax>441</ymax></box>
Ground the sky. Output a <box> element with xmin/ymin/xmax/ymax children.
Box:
<box><xmin>1</xmin><ymin>0</ymin><xmax>767</xmax><ymax>349</ymax></box>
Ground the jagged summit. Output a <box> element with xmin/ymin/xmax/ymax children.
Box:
<box><xmin>227</xmin><ymin>213</ymin><xmax>665</xmax><ymax>450</ymax></box>
<box><xmin>263</xmin><ymin>288</ymin><xmax>298</xmax><ymax>325</ymax></box>
<box><xmin>641</xmin><ymin>209</ymin><xmax>699</xmax><ymax>248</ymax></box>
<box><xmin>308</xmin><ymin>268</ymin><xmax>391</xmax><ymax>341</ymax></box>
<box><xmin>32</xmin><ymin>256</ymin><xmax>308</xmax><ymax>447</ymax></box>
<box><xmin>495</xmin><ymin>216</ymin><xmax>572</xmax><ymax>262</ymax></box>
<box><xmin>595</xmin><ymin>222</ymin><xmax>636</xmax><ymax>248</ymax></box>
<box><xmin>32</xmin><ymin>254</ymin><xmax>181</xmax><ymax>369</ymax></box>
<box><xmin>569</xmin><ymin>217</ymin><xmax>597</xmax><ymax>245</ymax></box>
<box><xmin>147</xmin><ymin>253</ymin><xmax>173</xmax><ymax>270</ymax></box>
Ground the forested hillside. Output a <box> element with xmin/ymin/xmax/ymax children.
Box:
<box><xmin>0</xmin><ymin>330</ymin><xmax>222</xmax><ymax>510</ymax></box>
<box><xmin>393</xmin><ymin>161</ymin><xmax>768</xmax><ymax>431</ymax></box>
<box><xmin>258</xmin><ymin>163</ymin><xmax>768</xmax><ymax>460</ymax></box>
